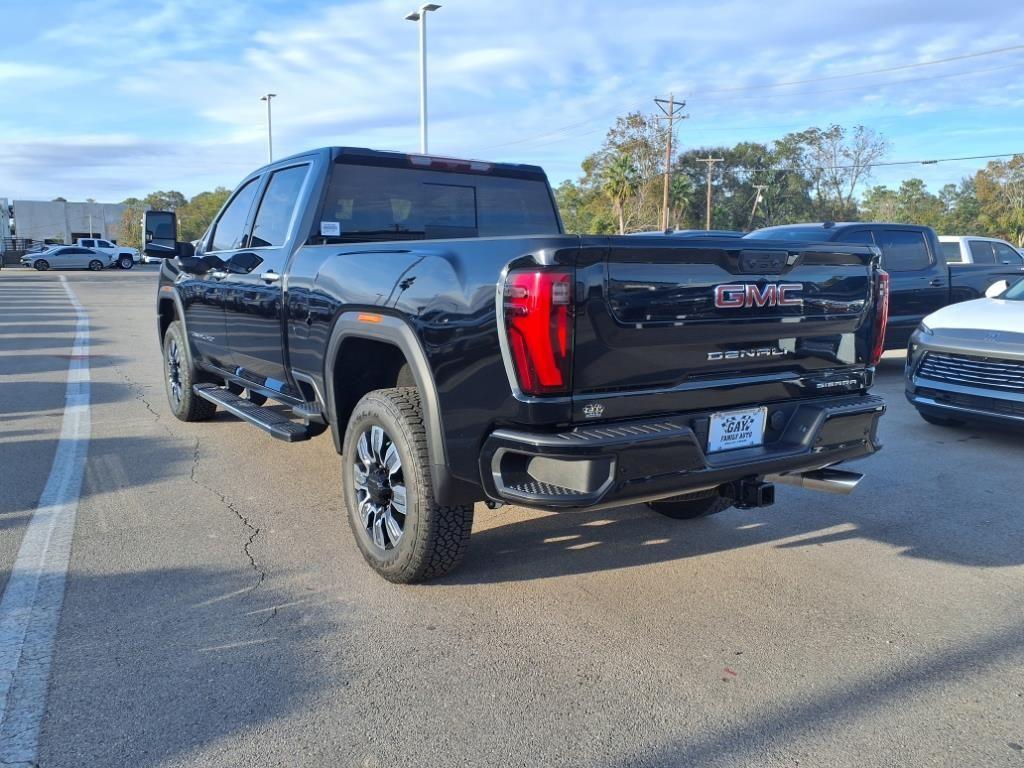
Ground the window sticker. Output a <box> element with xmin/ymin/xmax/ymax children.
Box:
<box><xmin>320</xmin><ymin>221</ymin><xmax>341</xmax><ymax>237</ymax></box>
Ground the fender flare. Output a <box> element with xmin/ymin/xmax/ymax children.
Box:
<box><xmin>324</xmin><ymin>313</ymin><xmax>479</xmax><ymax>505</ymax></box>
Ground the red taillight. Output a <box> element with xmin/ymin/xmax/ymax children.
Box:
<box><xmin>870</xmin><ymin>269</ymin><xmax>890</xmax><ymax>365</ymax></box>
<box><xmin>503</xmin><ymin>270</ymin><xmax>573</xmax><ymax>395</ymax></box>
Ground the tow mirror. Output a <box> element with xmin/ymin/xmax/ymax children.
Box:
<box><xmin>143</xmin><ymin>210</ymin><xmax>178</xmax><ymax>257</ymax></box>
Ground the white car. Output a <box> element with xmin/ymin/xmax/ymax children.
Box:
<box><xmin>906</xmin><ymin>277</ymin><xmax>1024</xmax><ymax>429</ymax></box>
<box><xmin>20</xmin><ymin>245</ymin><xmax>114</xmax><ymax>271</ymax></box>
<box><xmin>76</xmin><ymin>238</ymin><xmax>139</xmax><ymax>269</ymax></box>
<box><xmin>938</xmin><ymin>235</ymin><xmax>1023</xmax><ymax>266</ymax></box>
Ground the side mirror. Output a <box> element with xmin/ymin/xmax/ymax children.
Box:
<box><xmin>226</xmin><ymin>252</ymin><xmax>263</xmax><ymax>274</ymax></box>
<box><xmin>985</xmin><ymin>280</ymin><xmax>1009</xmax><ymax>298</ymax></box>
<box><xmin>143</xmin><ymin>210</ymin><xmax>178</xmax><ymax>257</ymax></box>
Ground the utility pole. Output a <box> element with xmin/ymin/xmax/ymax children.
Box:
<box><xmin>654</xmin><ymin>94</ymin><xmax>687</xmax><ymax>231</ymax></box>
<box><xmin>748</xmin><ymin>184</ymin><xmax>768</xmax><ymax>230</ymax></box>
<box><xmin>260</xmin><ymin>93</ymin><xmax>277</xmax><ymax>162</ymax></box>
<box><xmin>696</xmin><ymin>156</ymin><xmax>724</xmax><ymax>230</ymax></box>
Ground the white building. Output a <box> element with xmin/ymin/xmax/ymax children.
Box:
<box><xmin>8</xmin><ymin>199</ymin><xmax>127</xmax><ymax>244</ymax></box>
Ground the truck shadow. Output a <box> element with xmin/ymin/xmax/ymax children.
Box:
<box><xmin>18</xmin><ymin>566</ymin><xmax>339</xmax><ymax>768</ymax></box>
<box><xmin>453</xmin><ymin>454</ymin><xmax>1024</xmax><ymax>584</ymax></box>
<box><xmin>596</xmin><ymin>618</ymin><xmax>1024</xmax><ymax>768</ymax></box>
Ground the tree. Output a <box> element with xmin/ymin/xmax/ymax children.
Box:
<box><xmin>777</xmin><ymin>124</ymin><xmax>888</xmax><ymax>220</ymax></box>
<box><xmin>177</xmin><ymin>187</ymin><xmax>231</xmax><ymax>241</ymax></box>
<box><xmin>142</xmin><ymin>190</ymin><xmax>188</xmax><ymax>212</ymax></box>
<box><xmin>975</xmin><ymin>156</ymin><xmax>1024</xmax><ymax>246</ymax></box>
<box><xmin>602</xmin><ymin>155</ymin><xmax>638</xmax><ymax>235</ymax></box>
<box><xmin>119</xmin><ymin>198</ymin><xmax>144</xmax><ymax>250</ymax></box>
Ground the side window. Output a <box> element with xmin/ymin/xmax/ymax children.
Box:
<box><xmin>940</xmin><ymin>242</ymin><xmax>962</xmax><ymax>263</ymax></box>
<box><xmin>98</xmin><ymin>240</ymin><xmax>112</xmax><ymax>248</ymax></box>
<box><xmin>992</xmin><ymin>242</ymin><xmax>1023</xmax><ymax>265</ymax></box>
<box><xmin>874</xmin><ymin>230</ymin><xmax>932</xmax><ymax>272</ymax></box>
<box><xmin>968</xmin><ymin>240</ymin><xmax>996</xmax><ymax>265</ymax></box>
<box><xmin>82</xmin><ymin>239</ymin><xmax>94</xmax><ymax>247</ymax></box>
<box><xmin>249</xmin><ymin>165</ymin><xmax>310</xmax><ymax>248</ymax></box>
<box><xmin>835</xmin><ymin>229</ymin><xmax>875</xmax><ymax>246</ymax></box>
<box><xmin>210</xmin><ymin>178</ymin><xmax>260</xmax><ymax>252</ymax></box>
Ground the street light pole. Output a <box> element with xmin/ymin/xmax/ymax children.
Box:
<box><xmin>405</xmin><ymin>4</ymin><xmax>441</xmax><ymax>154</ymax></box>
<box><xmin>260</xmin><ymin>93</ymin><xmax>277</xmax><ymax>162</ymax></box>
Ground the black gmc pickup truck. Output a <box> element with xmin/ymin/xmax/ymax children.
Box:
<box><xmin>148</xmin><ymin>147</ymin><xmax>888</xmax><ymax>583</ymax></box>
<box><xmin>747</xmin><ymin>222</ymin><xmax>1024</xmax><ymax>349</ymax></box>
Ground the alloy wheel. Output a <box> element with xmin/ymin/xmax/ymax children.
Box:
<box><xmin>352</xmin><ymin>425</ymin><xmax>407</xmax><ymax>552</ymax></box>
<box><xmin>166</xmin><ymin>337</ymin><xmax>183</xmax><ymax>409</ymax></box>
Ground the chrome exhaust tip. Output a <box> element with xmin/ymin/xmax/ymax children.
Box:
<box><xmin>765</xmin><ymin>468</ymin><xmax>864</xmax><ymax>495</ymax></box>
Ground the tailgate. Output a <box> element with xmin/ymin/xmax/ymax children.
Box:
<box><xmin>571</xmin><ymin>236</ymin><xmax>879</xmax><ymax>422</ymax></box>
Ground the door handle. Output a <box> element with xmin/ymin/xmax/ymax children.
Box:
<box><xmin>260</xmin><ymin>271</ymin><xmax>281</xmax><ymax>283</ymax></box>
<box><xmin>928</xmin><ymin>278</ymin><xmax>943</xmax><ymax>287</ymax></box>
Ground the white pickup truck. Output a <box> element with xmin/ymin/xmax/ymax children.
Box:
<box><xmin>75</xmin><ymin>238</ymin><xmax>139</xmax><ymax>269</ymax></box>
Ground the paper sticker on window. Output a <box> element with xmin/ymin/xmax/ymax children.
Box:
<box><xmin>320</xmin><ymin>221</ymin><xmax>341</xmax><ymax>237</ymax></box>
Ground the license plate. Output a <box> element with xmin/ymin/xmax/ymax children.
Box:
<box><xmin>707</xmin><ymin>407</ymin><xmax>767</xmax><ymax>453</ymax></box>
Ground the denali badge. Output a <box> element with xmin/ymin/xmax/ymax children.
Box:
<box><xmin>707</xmin><ymin>348</ymin><xmax>787</xmax><ymax>361</ymax></box>
<box><xmin>815</xmin><ymin>379</ymin><xmax>859</xmax><ymax>389</ymax></box>
<box><xmin>583</xmin><ymin>402</ymin><xmax>605</xmax><ymax>419</ymax></box>
<box><xmin>715</xmin><ymin>283</ymin><xmax>802</xmax><ymax>309</ymax></box>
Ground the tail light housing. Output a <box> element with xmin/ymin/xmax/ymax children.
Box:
<box><xmin>870</xmin><ymin>269</ymin><xmax>890</xmax><ymax>365</ymax></box>
<box><xmin>502</xmin><ymin>269</ymin><xmax>573</xmax><ymax>395</ymax></box>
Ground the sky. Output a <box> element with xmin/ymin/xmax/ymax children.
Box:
<box><xmin>1</xmin><ymin>0</ymin><xmax>1023</xmax><ymax>203</ymax></box>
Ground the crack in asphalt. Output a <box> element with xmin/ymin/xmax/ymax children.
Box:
<box><xmin>188</xmin><ymin>439</ymin><xmax>269</xmax><ymax>598</ymax></box>
<box><xmin>112</xmin><ymin>364</ymin><xmax>168</xmax><ymax>430</ymax></box>
<box><xmin>116</xmin><ymin>365</ymin><xmax>275</xmax><ymax>618</ymax></box>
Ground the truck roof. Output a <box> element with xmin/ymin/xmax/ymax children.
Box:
<box><xmin>259</xmin><ymin>146</ymin><xmax>549</xmax><ymax>181</ymax></box>
<box><xmin>749</xmin><ymin>222</ymin><xmax>936</xmax><ymax>237</ymax></box>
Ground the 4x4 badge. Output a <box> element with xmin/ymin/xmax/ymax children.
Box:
<box><xmin>583</xmin><ymin>403</ymin><xmax>605</xmax><ymax>419</ymax></box>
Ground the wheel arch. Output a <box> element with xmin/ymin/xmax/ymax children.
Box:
<box><xmin>324</xmin><ymin>313</ymin><xmax>479</xmax><ymax>505</ymax></box>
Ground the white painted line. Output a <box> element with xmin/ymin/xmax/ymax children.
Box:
<box><xmin>0</xmin><ymin>275</ymin><xmax>90</xmax><ymax>765</ymax></box>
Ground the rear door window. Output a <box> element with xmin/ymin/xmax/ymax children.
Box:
<box><xmin>873</xmin><ymin>230</ymin><xmax>932</xmax><ymax>272</ymax></box>
<box><xmin>210</xmin><ymin>177</ymin><xmax>261</xmax><ymax>252</ymax></box>
<box><xmin>992</xmin><ymin>242</ymin><xmax>1023</xmax><ymax>265</ymax></box>
<box><xmin>81</xmin><ymin>239</ymin><xmax>94</xmax><ymax>248</ymax></box>
<box><xmin>940</xmin><ymin>242</ymin><xmax>963</xmax><ymax>262</ymax></box>
<box><xmin>968</xmin><ymin>240</ymin><xmax>996</xmax><ymax>264</ymax></box>
<box><xmin>249</xmin><ymin>164</ymin><xmax>311</xmax><ymax>248</ymax></box>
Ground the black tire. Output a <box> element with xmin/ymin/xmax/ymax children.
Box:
<box><xmin>88</xmin><ymin>259</ymin><xmax>104</xmax><ymax>271</ymax></box>
<box><xmin>918</xmin><ymin>410</ymin><xmax>964</xmax><ymax>428</ymax></box>
<box><xmin>647</xmin><ymin>491</ymin><xmax>734</xmax><ymax>520</ymax></box>
<box><xmin>34</xmin><ymin>259</ymin><xmax>49</xmax><ymax>271</ymax></box>
<box><xmin>118</xmin><ymin>255</ymin><xmax>134</xmax><ymax>269</ymax></box>
<box><xmin>342</xmin><ymin>387</ymin><xmax>473</xmax><ymax>583</ymax></box>
<box><xmin>162</xmin><ymin>321</ymin><xmax>217</xmax><ymax>422</ymax></box>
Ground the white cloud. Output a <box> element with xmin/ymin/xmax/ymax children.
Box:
<box><xmin>3</xmin><ymin>0</ymin><xmax>1024</xmax><ymax>199</ymax></box>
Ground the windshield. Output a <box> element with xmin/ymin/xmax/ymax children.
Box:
<box><xmin>1003</xmin><ymin>277</ymin><xmax>1024</xmax><ymax>300</ymax></box>
<box><xmin>319</xmin><ymin>161</ymin><xmax>559</xmax><ymax>242</ymax></box>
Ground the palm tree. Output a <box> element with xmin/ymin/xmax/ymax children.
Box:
<box><xmin>603</xmin><ymin>155</ymin><xmax>637</xmax><ymax>235</ymax></box>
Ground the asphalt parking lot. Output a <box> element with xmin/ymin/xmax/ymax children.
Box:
<box><xmin>1</xmin><ymin>266</ymin><xmax>1022</xmax><ymax>768</ymax></box>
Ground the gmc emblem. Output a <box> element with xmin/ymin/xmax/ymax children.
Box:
<box><xmin>715</xmin><ymin>283</ymin><xmax>802</xmax><ymax>309</ymax></box>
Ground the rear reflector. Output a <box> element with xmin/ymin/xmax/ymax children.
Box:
<box><xmin>870</xmin><ymin>270</ymin><xmax>890</xmax><ymax>365</ymax></box>
<box><xmin>503</xmin><ymin>270</ymin><xmax>573</xmax><ymax>395</ymax></box>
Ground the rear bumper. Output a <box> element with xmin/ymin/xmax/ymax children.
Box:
<box><xmin>480</xmin><ymin>394</ymin><xmax>885</xmax><ymax>510</ymax></box>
